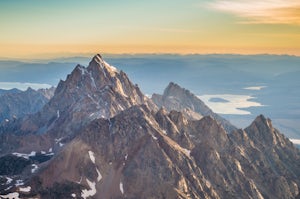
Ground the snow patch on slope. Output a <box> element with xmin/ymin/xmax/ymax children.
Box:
<box><xmin>6</xmin><ymin>177</ymin><xmax>13</xmax><ymax>185</ymax></box>
<box><xmin>0</xmin><ymin>192</ymin><xmax>20</xmax><ymax>199</ymax></box>
<box><xmin>81</xmin><ymin>179</ymin><xmax>97</xmax><ymax>199</ymax></box>
<box><xmin>12</xmin><ymin>151</ymin><xmax>36</xmax><ymax>159</ymax></box>
<box><xmin>96</xmin><ymin>168</ymin><xmax>102</xmax><ymax>182</ymax></box>
<box><xmin>120</xmin><ymin>181</ymin><xmax>124</xmax><ymax>194</ymax></box>
<box><xmin>19</xmin><ymin>186</ymin><xmax>31</xmax><ymax>192</ymax></box>
<box><xmin>15</xmin><ymin>180</ymin><xmax>24</xmax><ymax>186</ymax></box>
<box><xmin>31</xmin><ymin>164</ymin><xmax>38</xmax><ymax>173</ymax></box>
<box><xmin>182</xmin><ymin>148</ymin><xmax>191</xmax><ymax>157</ymax></box>
<box><xmin>88</xmin><ymin>151</ymin><xmax>96</xmax><ymax>164</ymax></box>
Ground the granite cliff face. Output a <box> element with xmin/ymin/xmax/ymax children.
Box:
<box><xmin>0</xmin><ymin>55</ymin><xmax>299</xmax><ymax>199</ymax></box>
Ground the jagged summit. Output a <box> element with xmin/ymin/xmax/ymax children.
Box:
<box><xmin>93</xmin><ymin>53</ymin><xmax>104</xmax><ymax>62</ymax></box>
<box><xmin>55</xmin><ymin>54</ymin><xmax>118</xmax><ymax>95</ymax></box>
<box><xmin>88</xmin><ymin>54</ymin><xmax>118</xmax><ymax>78</ymax></box>
<box><xmin>163</xmin><ymin>82</ymin><xmax>191</xmax><ymax>97</ymax></box>
<box><xmin>152</xmin><ymin>82</ymin><xmax>237</xmax><ymax>133</ymax></box>
<box><xmin>252</xmin><ymin>114</ymin><xmax>272</xmax><ymax>128</ymax></box>
<box><xmin>8</xmin><ymin>54</ymin><xmax>155</xmax><ymax>138</ymax></box>
<box><xmin>245</xmin><ymin>114</ymin><xmax>289</xmax><ymax>147</ymax></box>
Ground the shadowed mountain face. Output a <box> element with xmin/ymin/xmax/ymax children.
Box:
<box><xmin>0</xmin><ymin>88</ymin><xmax>21</xmax><ymax>96</ymax></box>
<box><xmin>0</xmin><ymin>87</ymin><xmax>55</xmax><ymax>124</ymax></box>
<box><xmin>0</xmin><ymin>55</ymin><xmax>299</xmax><ymax>199</ymax></box>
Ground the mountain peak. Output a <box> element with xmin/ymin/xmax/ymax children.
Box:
<box><xmin>88</xmin><ymin>54</ymin><xmax>118</xmax><ymax>77</ymax></box>
<box><xmin>153</xmin><ymin>82</ymin><xmax>237</xmax><ymax>133</ymax></box>
<box><xmin>252</xmin><ymin>114</ymin><xmax>273</xmax><ymax>130</ymax></box>
<box><xmin>14</xmin><ymin>54</ymin><xmax>154</xmax><ymax>137</ymax></box>
<box><xmin>166</xmin><ymin>82</ymin><xmax>179</xmax><ymax>89</ymax></box>
<box><xmin>164</xmin><ymin>82</ymin><xmax>188</xmax><ymax>97</ymax></box>
<box><xmin>245</xmin><ymin>114</ymin><xmax>278</xmax><ymax>146</ymax></box>
<box><xmin>26</xmin><ymin>87</ymin><xmax>35</xmax><ymax>92</ymax></box>
<box><xmin>93</xmin><ymin>53</ymin><xmax>103</xmax><ymax>62</ymax></box>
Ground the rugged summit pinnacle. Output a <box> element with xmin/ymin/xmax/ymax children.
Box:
<box><xmin>152</xmin><ymin>82</ymin><xmax>236</xmax><ymax>133</ymax></box>
<box><xmin>2</xmin><ymin>54</ymin><xmax>154</xmax><ymax>140</ymax></box>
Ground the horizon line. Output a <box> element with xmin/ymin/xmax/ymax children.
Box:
<box><xmin>1</xmin><ymin>52</ymin><xmax>299</xmax><ymax>61</ymax></box>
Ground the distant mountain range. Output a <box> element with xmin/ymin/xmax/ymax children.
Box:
<box><xmin>1</xmin><ymin>54</ymin><xmax>299</xmax><ymax>140</ymax></box>
<box><xmin>0</xmin><ymin>87</ymin><xmax>55</xmax><ymax>125</ymax></box>
<box><xmin>0</xmin><ymin>55</ymin><xmax>299</xmax><ymax>198</ymax></box>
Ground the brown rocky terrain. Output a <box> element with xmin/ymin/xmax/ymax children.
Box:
<box><xmin>0</xmin><ymin>54</ymin><xmax>299</xmax><ymax>199</ymax></box>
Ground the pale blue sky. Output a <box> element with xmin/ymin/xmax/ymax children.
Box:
<box><xmin>1</xmin><ymin>0</ymin><xmax>299</xmax><ymax>58</ymax></box>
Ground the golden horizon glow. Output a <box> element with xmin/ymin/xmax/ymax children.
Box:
<box><xmin>1</xmin><ymin>43</ymin><xmax>300</xmax><ymax>59</ymax></box>
<box><xmin>0</xmin><ymin>0</ymin><xmax>299</xmax><ymax>59</ymax></box>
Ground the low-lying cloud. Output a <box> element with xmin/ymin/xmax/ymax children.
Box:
<box><xmin>244</xmin><ymin>86</ymin><xmax>266</xmax><ymax>91</ymax></box>
<box><xmin>198</xmin><ymin>94</ymin><xmax>264</xmax><ymax>115</ymax></box>
<box><xmin>0</xmin><ymin>82</ymin><xmax>52</xmax><ymax>91</ymax></box>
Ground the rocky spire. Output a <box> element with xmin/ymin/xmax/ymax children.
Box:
<box><xmin>14</xmin><ymin>54</ymin><xmax>154</xmax><ymax>138</ymax></box>
<box><xmin>152</xmin><ymin>82</ymin><xmax>237</xmax><ymax>133</ymax></box>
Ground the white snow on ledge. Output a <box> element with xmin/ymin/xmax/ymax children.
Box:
<box><xmin>15</xmin><ymin>180</ymin><xmax>24</xmax><ymax>186</ymax></box>
<box><xmin>12</xmin><ymin>151</ymin><xmax>36</xmax><ymax>159</ymax></box>
<box><xmin>6</xmin><ymin>177</ymin><xmax>13</xmax><ymax>185</ymax></box>
<box><xmin>290</xmin><ymin>139</ymin><xmax>300</xmax><ymax>145</ymax></box>
<box><xmin>104</xmin><ymin>61</ymin><xmax>118</xmax><ymax>73</ymax></box>
<box><xmin>182</xmin><ymin>148</ymin><xmax>191</xmax><ymax>157</ymax></box>
<box><xmin>120</xmin><ymin>181</ymin><xmax>124</xmax><ymax>194</ymax></box>
<box><xmin>0</xmin><ymin>192</ymin><xmax>20</xmax><ymax>199</ymax></box>
<box><xmin>19</xmin><ymin>186</ymin><xmax>31</xmax><ymax>192</ymax></box>
<box><xmin>31</xmin><ymin>164</ymin><xmax>38</xmax><ymax>173</ymax></box>
<box><xmin>152</xmin><ymin>135</ymin><xmax>158</xmax><ymax>140</ymax></box>
<box><xmin>81</xmin><ymin>179</ymin><xmax>97</xmax><ymax>199</ymax></box>
<box><xmin>88</xmin><ymin>151</ymin><xmax>96</xmax><ymax>164</ymax></box>
<box><xmin>96</xmin><ymin>168</ymin><xmax>102</xmax><ymax>182</ymax></box>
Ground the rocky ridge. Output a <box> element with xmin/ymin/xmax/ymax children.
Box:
<box><xmin>0</xmin><ymin>54</ymin><xmax>299</xmax><ymax>199</ymax></box>
<box><xmin>0</xmin><ymin>88</ymin><xmax>21</xmax><ymax>96</ymax></box>
<box><xmin>0</xmin><ymin>87</ymin><xmax>53</xmax><ymax>124</ymax></box>
<box><xmin>152</xmin><ymin>82</ymin><xmax>236</xmax><ymax>133</ymax></box>
<box><xmin>1</xmin><ymin>54</ymin><xmax>154</xmax><ymax>144</ymax></box>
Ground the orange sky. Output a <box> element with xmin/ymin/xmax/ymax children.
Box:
<box><xmin>0</xmin><ymin>0</ymin><xmax>299</xmax><ymax>58</ymax></box>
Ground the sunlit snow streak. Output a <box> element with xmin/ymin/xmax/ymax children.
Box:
<box><xmin>88</xmin><ymin>151</ymin><xmax>96</xmax><ymax>164</ymax></box>
<box><xmin>120</xmin><ymin>181</ymin><xmax>124</xmax><ymax>194</ymax></box>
